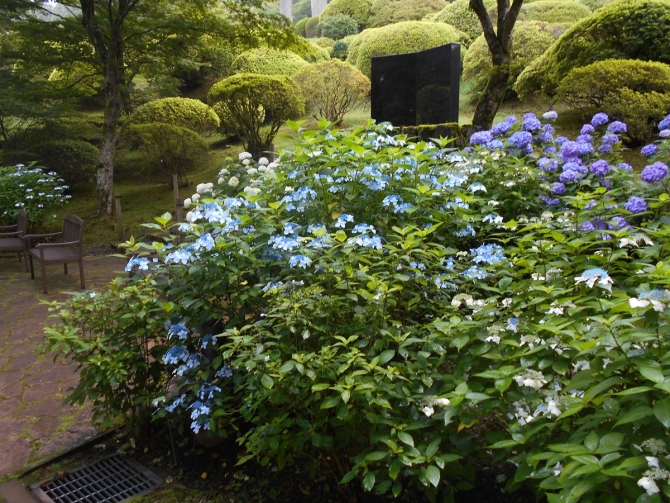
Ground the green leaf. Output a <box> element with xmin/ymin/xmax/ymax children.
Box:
<box><xmin>378</xmin><ymin>349</ymin><xmax>395</xmax><ymax>365</ymax></box>
<box><xmin>389</xmin><ymin>459</ymin><xmax>403</xmax><ymax>480</ymax></box>
<box><xmin>584</xmin><ymin>432</ymin><xmax>599</xmax><ymax>453</ymax></box>
<box><xmin>426</xmin><ymin>438</ymin><xmax>441</xmax><ymax>458</ymax></box>
<box><xmin>654</xmin><ymin>398</ymin><xmax>670</xmax><ymax>428</ymax></box>
<box><xmin>321</xmin><ymin>396</ymin><xmax>341</xmax><ymax>409</ymax></box>
<box><xmin>613</xmin><ymin>386</ymin><xmax>654</xmax><ymax>396</ymax></box>
<box><xmin>392</xmin><ymin>481</ymin><xmax>402</xmax><ymax>497</ymax></box>
<box><xmin>425</xmin><ymin>466</ymin><xmax>440</xmax><ymax>488</ymax></box>
<box><xmin>340</xmin><ymin>471</ymin><xmax>356</xmax><ymax>484</ymax></box>
<box><xmin>398</xmin><ymin>432</ymin><xmax>414</xmax><ymax>447</ymax></box>
<box><xmin>452</xmin><ymin>335</ymin><xmax>469</xmax><ymax>351</ymax></box>
<box><xmin>363</xmin><ymin>472</ymin><xmax>375</xmax><ymax>492</ymax></box>
<box><xmin>615</xmin><ymin>406</ymin><xmax>653</xmax><ymax>427</ymax></box>
<box><xmin>341</xmin><ymin>389</ymin><xmax>351</xmax><ymax>403</ymax></box>
<box><xmin>639</xmin><ymin>365</ymin><xmax>665</xmax><ymax>384</ymax></box>
<box><xmin>261</xmin><ymin>374</ymin><xmax>274</xmax><ymax>389</ymax></box>
<box><xmin>311</xmin><ymin>383</ymin><xmax>330</xmax><ymax>392</ymax></box>
<box><xmin>365</xmin><ymin>451</ymin><xmax>388</xmax><ymax>462</ymax></box>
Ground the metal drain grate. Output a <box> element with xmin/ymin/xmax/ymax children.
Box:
<box><xmin>31</xmin><ymin>455</ymin><xmax>164</xmax><ymax>503</ymax></box>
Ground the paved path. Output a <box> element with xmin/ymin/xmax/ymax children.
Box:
<box><xmin>0</xmin><ymin>254</ymin><xmax>127</xmax><ymax>478</ymax></box>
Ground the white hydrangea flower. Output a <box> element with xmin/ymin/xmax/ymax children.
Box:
<box><xmin>434</xmin><ymin>398</ymin><xmax>450</xmax><ymax>407</ymax></box>
<box><xmin>258</xmin><ymin>157</ymin><xmax>269</xmax><ymax>166</ymax></box>
<box><xmin>183</xmin><ymin>198</ymin><xmax>192</xmax><ymax>209</ymax></box>
<box><xmin>647</xmin><ymin>457</ymin><xmax>660</xmax><ymax>468</ymax></box>
<box><xmin>514</xmin><ymin>370</ymin><xmax>547</xmax><ymax>390</ymax></box>
<box><xmin>638</xmin><ymin>477</ymin><xmax>660</xmax><ymax>495</ymax></box>
<box><xmin>422</xmin><ymin>406</ymin><xmax>435</xmax><ymax>417</ymax></box>
<box><xmin>196</xmin><ymin>182</ymin><xmax>213</xmax><ymax>194</ymax></box>
<box><xmin>191</xmin><ymin>193</ymin><xmax>200</xmax><ymax>202</ymax></box>
<box><xmin>228</xmin><ymin>176</ymin><xmax>239</xmax><ymax>188</ymax></box>
<box><xmin>247</xmin><ymin>168</ymin><xmax>258</xmax><ymax>175</ymax></box>
<box><xmin>218</xmin><ymin>177</ymin><xmax>226</xmax><ymax>185</ymax></box>
<box><xmin>242</xmin><ymin>159</ymin><xmax>251</xmax><ymax>166</ymax></box>
<box><xmin>238</xmin><ymin>152</ymin><xmax>252</xmax><ymax>161</ymax></box>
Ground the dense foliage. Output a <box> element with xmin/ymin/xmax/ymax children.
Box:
<box><xmin>317</xmin><ymin>14</ymin><xmax>359</xmax><ymax>40</ymax></box>
<box><xmin>518</xmin><ymin>0</ymin><xmax>591</xmax><ymax>23</ymax></box>
<box><xmin>127</xmin><ymin>97</ymin><xmax>220</xmax><ymax>136</ymax></box>
<box><xmin>332</xmin><ymin>40</ymin><xmax>349</xmax><ymax>60</ymax></box>
<box><xmin>294</xmin><ymin>16</ymin><xmax>308</xmax><ymax>37</ymax></box>
<box><xmin>368</xmin><ymin>0</ymin><xmax>448</xmax><ymax>28</ymax></box>
<box><xmin>305</xmin><ymin>16</ymin><xmax>320</xmax><ymax>38</ymax></box>
<box><xmin>346</xmin><ymin>21</ymin><xmax>468</xmax><ymax>77</ymax></box>
<box><xmin>231</xmin><ymin>48</ymin><xmax>308</xmax><ymax>76</ymax></box>
<box><xmin>45</xmin><ymin>109</ymin><xmax>670</xmax><ymax>502</ymax></box>
<box><xmin>208</xmin><ymin>73</ymin><xmax>304</xmax><ymax>156</ymax></box>
<box><xmin>430</xmin><ymin>0</ymin><xmax>496</xmax><ymax>44</ymax></box>
<box><xmin>463</xmin><ymin>21</ymin><xmax>557</xmax><ymax>104</ymax></box>
<box><xmin>31</xmin><ymin>140</ymin><xmax>100</xmax><ymax>187</ymax></box>
<box><xmin>0</xmin><ymin>163</ymin><xmax>69</xmax><ymax>226</ymax></box>
<box><xmin>292</xmin><ymin>60</ymin><xmax>370</xmax><ymax>123</ymax></box>
<box><xmin>320</xmin><ymin>0</ymin><xmax>374</xmax><ymax>30</ymax></box>
<box><xmin>124</xmin><ymin>123</ymin><xmax>209</xmax><ymax>187</ymax></box>
<box><xmin>515</xmin><ymin>0</ymin><xmax>670</xmax><ymax>97</ymax></box>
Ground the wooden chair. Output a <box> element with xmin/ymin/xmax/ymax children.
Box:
<box><xmin>25</xmin><ymin>214</ymin><xmax>85</xmax><ymax>294</ymax></box>
<box><xmin>0</xmin><ymin>209</ymin><xmax>29</xmax><ymax>272</ymax></box>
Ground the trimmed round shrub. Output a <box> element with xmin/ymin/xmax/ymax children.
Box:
<box><xmin>515</xmin><ymin>0</ymin><xmax>670</xmax><ymax>97</ymax></box>
<box><xmin>293</xmin><ymin>59</ymin><xmax>370</xmax><ymax>123</ymax></box>
<box><xmin>294</xmin><ymin>17</ymin><xmax>308</xmax><ymax>37</ymax></box>
<box><xmin>347</xmin><ymin>21</ymin><xmax>469</xmax><ymax>78</ymax></box>
<box><xmin>318</xmin><ymin>14</ymin><xmax>359</xmax><ymax>40</ymax></box>
<box><xmin>231</xmin><ymin>48</ymin><xmax>308</xmax><ymax>77</ymax></box>
<box><xmin>369</xmin><ymin>0</ymin><xmax>448</xmax><ymax>28</ymax></box>
<box><xmin>463</xmin><ymin>21</ymin><xmax>557</xmax><ymax>103</ymax></box>
<box><xmin>208</xmin><ymin>73</ymin><xmax>304</xmax><ymax>156</ymax></box>
<box><xmin>320</xmin><ymin>0</ymin><xmax>373</xmax><ymax>30</ymax></box>
<box><xmin>32</xmin><ymin>139</ymin><xmax>99</xmax><ymax>187</ymax></box>
<box><xmin>291</xmin><ymin>37</ymin><xmax>331</xmax><ymax>63</ymax></box>
<box><xmin>602</xmin><ymin>88</ymin><xmax>670</xmax><ymax>143</ymax></box>
<box><xmin>557</xmin><ymin>59</ymin><xmax>670</xmax><ymax>108</ymax></box>
<box><xmin>431</xmin><ymin>0</ymin><xmax>497</xmax><ymax>44</ymax></box>
<box><xmin>293</xmin><ymin>0</ymin><xmax>312</xmax><ymax>23</ymax></box>
<box><xmin>578</xmin><ymin>0</ymin><xmax>617</xmax><ymax>10</ymax></box>
<box><xmin>311</xmin><ymin>37</ymin><xmax>336</xmax><ymax>49</ymax></box>
<box><xmin>332</xmin><ymin>40</ymin><xmax>349</xmax><ymax>60</ymax></box>
<box><xmin>125</xmin><ymin>123</ymin><xmax>209</xmax><ymax>187</ymax></box>
<box><xmin>518</xmin><ymin>0</ymin><xmax>592</xmax><ymax>23</ymax></box>
<box><xmin>305</xmin><ymin>16</ymin><xmax>320</xmax><ymax>38</ymax></box>
<box><xmin>127</xmin><ymin>97</ymin><xmax>220</xmax><ymax>136</ymax></box>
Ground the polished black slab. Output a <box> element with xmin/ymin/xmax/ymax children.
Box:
<box><xmin>371</xmin><ymin>44</ymin><xmax>460</xmax><ymax>126</ymax></box>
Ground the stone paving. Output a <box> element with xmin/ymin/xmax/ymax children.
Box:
<box><xmin>0</xmin><ymin>254</ymin><xmax>127</xmax><ymax>478</ymax></box>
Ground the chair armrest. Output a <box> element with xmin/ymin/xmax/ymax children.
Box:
<box><xmin>0</xmin><ymin>224</ymin><xmax>17</xmax><ymax>231</ymax></box>
<box><xmin>0</xmin><ymin>230</ymin><xmax>23</xmax><ymax>238</ymax></box>
<box><xmin>24</xmin><ymin>232</ymin><xmax>63</xmax><ymax>248</ymax></box>
<box><xmin>35</xmin><ymin>240</ymin><xmax>80</xmax><ymax>249</ymax></box>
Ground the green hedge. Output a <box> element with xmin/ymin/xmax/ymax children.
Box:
<box><xmin>294</xmin><ymin>17</ymin><xmax>308</xmax><ymax>37</ymax></box>
<box><xmin>127</xmin><ymin>97</ymin><xmax>220</xmax><ymax>136</ymax></box>
<box><xmin>32</xmin><ymin>139</ymin><xmax>99</xmax><ymax>187</ymax></box>
<box><xmin>431</xmin><ymin>0</ymin><xmax>496</xmax><ymax>44</ymax></box>
<box><xmin>318</xmin><ymin>14</ymin><xmax>359</xmax><ymax>40</ymax></box>
<box><xmin>602</xmin><ymin>88</ymin><xmax>670</xmax><ymax>144</ymax></box>
<box><xmin>305</xmin><ymin>16</ymin><xmax>320</xmax><ymax>38</ymax></box>
<box><xmin>368</xmin><ymin>0</ymin><xmax>448</xmax><ymax>28</ymax></box>
<box><xmin>232</xmin><ymin>48</ymin><xmax>308</xmax><ymax>77</ymax></box>
<box><xmin>515</xmin><ymin>0</ymin><xmax>670</xmax><ymax>97</ymax></box>
<box><xmin>577</xmin><ymin>0</ymin><xmax>616</xmax><ymax>10</ymax></box>
<box><xmin>293</xmin><ymin>0</ymin><xmax>312</xmax><ymax>23</ymax></box>
<box><xmin>320</xmin><ymin>0</ymin><xmax>374</xmax><ymax>30</ymax></box>
<box><xmin>346</xmin><ymin>21</ymin><xmax>469</xmax><ymax>77</ymax></box>
<box><xmin>332</xmin><ymin>40</ymin><xmax>349</xmax><ymax>60</ymax></box>
<box><xmin>518</xmin><ymin>0</ymin><xmax>592</xmax><ymax>23</ymax></box>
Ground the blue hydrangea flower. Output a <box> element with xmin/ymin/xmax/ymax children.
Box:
<box><xmin>289</xmin><ymin>254</ymin><xmax>312</xmax><ymax>268</ymax></box>
<box><xmin>215</xmin><ymin>365</ymin><xmax>233</xmax><ymax>378</ymax></box>
<box><xmin>454</xmin><ymin>224</ymin><xmax>476</xmax><ymax>237</ymax></box>
<box><xmin>538</xmin><ymin>157</ymin><xmax>559</xmax><ymax>172</ymax></box>
<box><xmin>352</xmin><ymin>223</ymin><xmax>376</xmax><ymax>234</ymax></box>
<box><xmin>352</xmin><ymin>234</ymin><xmax>382</xmax><ymax>250</ymax></box>
<box><xmin>601</xmin><ymin>134</ymin><xmax>620</xmax><ymax>145</ymax></box>
<box><xmin>335</xmin><ymin>213</ymin><xmax>354</xmax><ymax>228</ymax></box>
<box><xmin>609</xmin><ymin>216</ymin><xmax>629</xmax><ymax>230</ymax></box>
<box><xmin>462</xmin><ymin>266</ymin><xmax>488</xmax><ymax>281</ymax></box>
<box><xmin>598</xmin><ymin>144</ymin><xmax>612</xmax><ymax>153</ymax></box>
<box><xmin>470</xmin><ymin>243</ymin><xmax>505</xmax><ymax>265</ymax></box>
<box><xmin>625</xmin><ymin>196</ymin><xmax>648</xmax><ymax>214</ymax></box>
<box><xmin>618</xmin><ymin>163</ymin><xmax>633</xmax><ymax>172</ymax></box>
<box><xmin>577</xmin><ymin>142</ymin><xmax>594</xmax><ymax>155</ymax></box>
<box><xmin>522</xmin><ymin>116</ymin><xmax>542</xmax><ymax>132</ymax></box>
<box><xmin>162</xmin><ymin>345</ymin><xmax>189</xmax><ymax>365</ymax></box>
<box><xmin>268</xmin><ymin>235</ymin><xmax>301</xmax><ymax>251</ymax></box>
<box><xmin>552</xmin><ymin>182</ymin><xmax>566</xmax><ymax>195</ymax></box>
<box><xmin>544</xmin><ymin>146</ymin><xmax>557</xmax><ymax>154</ymax></box>
<box><xmin>559</xmin><ymin>170</ymin><xmax>577</xmax><ymax>183</ymax></box>
<box><xmin>659</xmin><ymin>114</ymin><xmax>670</xmax><ymax>130</ymax></box>
<box><xmin>660</xmin><ymin>130</ymin><xmax>670</xmax><ymax>138</ymax></box>
<box><xmin>581</xmin><ymin>124</ymin><xmax>595</xmax><ymax>135</ymax></box>
<box><xmin>607</xmin><ymin>121</ymin><xmax>627</xmax><ymax>134</ymax></box>
<box><xmin>641</xmin><ymin>144</ymin><xmax>659</xmax><ymax>157</ymax></box>
<box><xmin>554</xmin><ymin>136</ymin><xmax>568</xmax><ymax>145</ymax></box>
<box><xmin>641</xmin><ymin>162</ymin><xmax>669</xmax><ymax>183</ymax></box>
<box><xmin>591</xmin><ymin>113</ymin><xmax>609</xmax><ymax>127</ymax></box>
<box><xmin>284</xmin><ymin>222</ymin><xmax>302</xmax><ymax>235</ymax></box>
<box><xmin>487</xmin><ymin>139</ymin><xmax>504</xmax><ymax>150</ymax></box>
<box><xmin>537</xmin><ymin>132</ymin><xmax>553</xmax><ymax>144</ymax></box>
<box><xmin>590</xmin><ymin>160</ymin><xmax>610</xmax><ymax>177</ymax></box>
<box><xmin>491</xmin><ymin>121</ymin><xmax>512</xmax><ymax>135</ymax></box>
<box><xmin>577</xmin><ymin>134</ymin><xmax>593</xmax><ymax>143</ymax></box>
<box><xmin>166</xmin><ymin>248</ymin><xmax>195</xmax><ymax>265</ymax></box>
<box><xmin>575</xmin><ymin>268</ymin><xmax>613</xmax><ymax>289</ymax></box>
<box><xmin>125</xmin><ymin>257</ymin><xmax>149</xmax><ymax>272</ymax></box>
<box><xmin>509</xmin><ymin>131</ymin><xmax>533</xmax><ymax>148</ymax></box>
<box><xmin>168</xmin><ymin>323</ymin><xmax>189</xmax><ymax>340</ymax></box>
<box><xmin>560</xmin><ymin>141</ymin><xmax>580</xmax><ymax>159</ymax></box>
<box><xmin>540</xmin><ymin>195</ymin><xmax>560</xmax><ymax>206</ymax></box>
<box><xmin>470</xmin><ymin>130</ymin><xmax>494</xmax><ymax>145</ymax></box>
<box><xmin>542</xmin><ymin>111</ymin><xmax>558</xmax><ymax>120</ymax></box>
<box><xmin>194</xmin><ymin>233</ymin><xmax>215</xmax><ymax>252</ymax></box>
<box><xmin>505</xmin><ymin>116</ymin><xmax>518</xmax><ymax>124</ymax></box>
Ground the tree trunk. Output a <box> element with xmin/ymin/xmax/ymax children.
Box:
<box><xmin>97</xmin><ymin>64</ymin><xmax>122</xmax><ymax>215</ymax></box>
<box><xmin>471</xmin><ymin>55</ymin><xmax>510</xmax><ymax>132</ymax></box>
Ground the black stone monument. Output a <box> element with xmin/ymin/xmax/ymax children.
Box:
<box><xmin>371</xmin><ymin>44</ymin><xmax>460</xmax><ymax>126</ymax></box>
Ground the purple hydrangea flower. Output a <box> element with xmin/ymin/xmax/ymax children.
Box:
<box><xmin>579</xmin><ymin>221</ymin><xmax>595</xmax><ymax>232</ymax></box>
<box><xmin>607</xmin><ymin>121</ymin><xmax>627</xmax><ymax>134</ymax></box>
<box><xmin>559</xmin><ymin>170</ymin><xmax>577</xmax><ymax>183</ymax></box>
<box><xmin>560</xmin><ymin>141</ymin><xmax>580</xmax><ymax>159</ymax></box>
<box><xmin>641</xmin><ymin>144</ymin><xmax>659</xmax><ymax>157</ymax></box>
<box><xmin>555</xmin><ymin>136</ymin><xmax>569</xmax><ymax>145</ymax></box>
<box><xmin>470</xmin><ymin>130</ymin><xmax>494</xmax><ymax>145</ymax></box>
<box><xmin>660</xmin><ymin>129</ymin><xmax>670</xmax><ymax>138</ymax></box>
<box><xmin>463</xmin><ymin>147</ymin><xmax>473</xmax><ymax>154</ymax></box>
<box><xmin>641</xmin><ymin>161</ymin><xmax>669</xmax><ymax>183</ymax></box>
<box><xmin>540</xmin><ymin>194</ymin><xmax>560</xmax><ymax>205</ymax></box>
<box><xmin>565</xmin><ymin>161</ymin><xmax>587</xmax><ymax>173</ymax></box>
<box><xmin>505</xmin><ymin>116</ymin><xmax>518</xmax><ymax>124</ymax></box>
<box><xmin>625</xmin><ymin>196</ymin><xmax>648</xmax><ymax>214</ymax></box>
<box><xmin>577</xmin><ymin>134</ymin><xmax>593</xmax><ymax>143</ymax></box>
<box><xmin>544</xmin><ymin>146</ymin><xmax>557</xmax><ymax>154</ymax></box>
<box><xmin>590</xmin><ymin>160</ymin><xmax>610</xmax><ymax>177</ymax></box>
<box><xmin>585</xmin><ymin>199</ymin><xmax>597</xmax><ymax>210</ymax></box>
<box><xmin>522</xmin><ymin>144</ymin><xmax>534</xmax><ymax>155</ymax></box>
<box><xmin>524</xmin><ymin>112</ymin><xmax>537</xmax><ymax>119</ymax></box>
<box><xmin>591</xmin><ymin>113</ymin><xmax>609</xmax><ymax>127</ymax></box>
<box><xmin>543</xmin><ymin>110</ymin><xmax>558</xmax><ymax>120</ymax></box>
<box><xmin>618</xmin><ymin>163</ymin><xmax>633</xmax><ymax>172</ymax></box>
<box><xmin>598</xmin><ymin>144</ymin><xmax>612</xmax><ymax>153</ymax></box>
<box><xmin>538</xmin><ymin>157</ymin><xmax>559</xmax><ymax>172</ymax></box>
<box><xmin>543</xmin><ymin>124</ymin><xmax>555</xmax><ymax>134</ymax></box>
<box><xmin>578</xmin><ymin>142</ymin><xmax>594</xmax><ymax>155</ymax></box>
<box><xmin>609</xmin><ymin>216</ymin><xmax>629</xmax><ymax>230</ymax></box>
<box><xmin>487</xmin><ymin>139</ymin><xmax>504</xmax><ymax>150</ymax></box>
<box><xmin>523</xmin><ymin>117</ymin><xmax>542</xmax><ymax>132</ymax></box>
<box><xmin>492</xmin><ymin>121</ymin><xmax>512</xmax><ymax>135</ymax></box>
<box><xmin>509</xmin><ymin>131</ymin><xmax>533</xmax><ymax>148</ymax></box>
<box><xmin>659</xmin><ymin>114</ymin><xmax>670</xmax><ymax>130</ymax></box>
<box><xmin>581</xmin><ymin>124</ymin><xmax>595</xmax><ymax>135</ymax></box>
<box><xmin>537</xmin><ymin>132</ymin><xmax>553</xmax><ymax>144</ymax></box>
<box><xmin>552</xmin><ymin>182</ymin><xmax>566</xmax><ymax>195</ymax></box>
<box><xmin>601</xmin><ymin>134</ymin><xmax>620</xmax><ymax>145</ymax></box>
<box><xmin>600</xmin><ymin>180</ymin><xmax>613</xmax><ymax>189</ymax></box>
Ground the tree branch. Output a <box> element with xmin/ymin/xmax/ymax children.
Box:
<box><xmin>501</xmin><ymin>0</ymin><xmax>524</xmax><ymax>47</ymax></box>
<box><xmin>469</xmin><ymin>0</ymin><xmax>501</xmax><ymax>58</ymax></box>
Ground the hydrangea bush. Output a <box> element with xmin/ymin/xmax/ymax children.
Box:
<box><xmin>48</xmin><ymin>112</ymin><xmax>670</xmax><ymax>502</ymax></box>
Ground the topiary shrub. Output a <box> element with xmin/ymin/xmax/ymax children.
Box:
<box><xmin>32</xmin><ymin>139</ymin><xmax>100</xmax><ymax>187</ymax></box>
<box><xmin>311</xmin><ymin>37</ymin><xmax>336</xmax><ymax>49</ymax></box>
<box><xmin>463</xmin><ymin>21</ymin><xmax>558</xmax><ymax>104</ymax></box>
<box><xmin>291</xmin><ymin>36</ymin><xmax>332</xmax><ymax>63</ymax></box>
<box><xmin>431</xmin><ymin>0</ymin><xmax>497</xmax><ymax>44</ymax></box>
<box><xmin>318</xmin><ymin>14</ymin><xmax>359</xmax><ymax>40</ymax></box>
<box><xmin>320</xmin><ymin>0</ymin><xmax>374</xmax><ymax>30</ymax></box>
<box><xmin>305</xmin><ymin>16</ymin><xmax>321</xmax><ymax>38</ymax></box>
<box><xmin>293</xmin><ymin>0</ymin><xmax>312</xmax><ymax>23</ymax></box>
<box><xmin>602</xmin><ymin>89</ymin><xmax>670</xmax><ymax>144</ymax></box>
<box><xmin>369</xmin><ymin>0</ymin><xmax>448</xmax><ymax>28</ymax></box>
<box><xmin>293</xmin><ymin>59</ymin><xmax>370</xmax><ymax>123</ymax></box>
<box><xmin>514</xmin><ymin>0</ymin><xmax>670</xmax><ymax>97</ymax></box>
<box><xmin>208</xmin><ymin>73</ymin><xmax>304</xmax><ymax>157</ymax></box>
<box><xmin>294</xmin><ymin>17</ymin><xmax>308</xmax><ymax>37</ymax></box>
<box><xmin>347</xmin><ymin>21</ymin><xmax>469</xmax><ymax>77</ymax></box>
<box><xmin>231</xmin><ymin>48</ymin><xmax>308</xmax><ymax>77</ymax></box>
<box><xmin>332</xmin><ymin>40</ymin><xmax>349</xmax><ymax>60</ymax></box>
<box><xmin>127</xmin><ymin>97</ymin><xmax>220</xmax><ymax>136</ymax></box>
<box><xmin>125</xmin><ymin>123</ymin><xmax>209</xmax><ymax>187</ymax></box>
<box><xmin>578</xmin><ymin>0</ymin><xmax>616</xmax><ymax>10</ymax></box>
<box><xmin>518</xmin><ymin>0</ymin><xmax>592</xmax><ymax>23</ymax></box>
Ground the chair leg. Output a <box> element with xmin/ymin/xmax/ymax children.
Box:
<box><xmin>29</xmin><ymin>254</ymin><xmax>35</xmax><ymax>279</ymax></box>
<box><xmin>41</xmin><ymin>260</ymin><xmax>48</xmax><ymax>294</ymax></box>
<box><xmin>23</xmin><ymin>248</ymin><xmax>28</xmax><ymax>273</ymax></box>
<box><xmin>64</xmin><ymin>263</ymin><xmax>68</xmax><ymax>275</ymax></box>
<box><xmin>79</xmin><ymin>259</ymin><xmax>85</xmax><ymax>289</ymax></box>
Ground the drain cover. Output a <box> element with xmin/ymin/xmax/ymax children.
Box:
<box><xmin>31</xmin><ymin>455</ymin><xmax>164</xmax><ymax>503</ymax></box>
